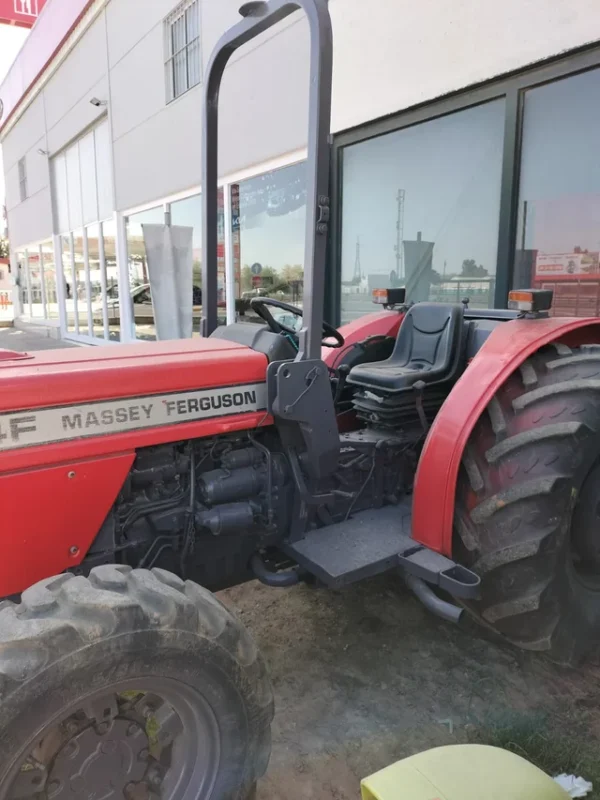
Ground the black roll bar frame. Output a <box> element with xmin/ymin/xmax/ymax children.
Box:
<box><xmin>201</xmin><ymin>0</ymin><xmax>332</xmax><ymax>361</ymax></box>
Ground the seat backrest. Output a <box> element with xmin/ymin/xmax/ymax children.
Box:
<box><xmin>392</xmin><ymin>302</ymin><xmax>464</xmax><ymax>374</ymax></box>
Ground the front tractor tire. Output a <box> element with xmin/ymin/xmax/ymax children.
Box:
<box><xmin>0</xmin><ymin>566</ymin><xmax>273</xmax><ymax>799</ymax></box>
<box><xmin>455</xmin><ymin>343</ymin><xmax>600</xmax><ymax>665</ymax></box>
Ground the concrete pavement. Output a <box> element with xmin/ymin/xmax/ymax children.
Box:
<box><xmin>0</xmin><ymin>327</ymin><xmax>77</xmax><ymax>352</ymax></box>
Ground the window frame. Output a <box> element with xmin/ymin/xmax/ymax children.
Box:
<box><xmin>14</xmin><ymin>239</ymin><xmax>57</xmax><ymax>324</ymax></box>
<box><xmin>164</xmin><ymin>0</ymin><xmax>201</xmax><ymax>104</ymax></box>
<box><xmin>18</xmin><ymin>156</ymin><xmax>27</xmax><ymax>203</ymax></box>
<box><xmin>329</xmin><ymin>43</ymin><xmax>600</xmax><ymax>326</ymax></box>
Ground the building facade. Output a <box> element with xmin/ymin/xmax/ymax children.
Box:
<box><xmin>1</xmin><ymin>0</ymin><xmax>600</xmax><ymax>344</ymax></box>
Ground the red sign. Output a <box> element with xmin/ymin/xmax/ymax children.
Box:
<box><xmin>535</xmin><ymin>251</ymin><xmax>600</xmax><ymax>281</ymax></box>
<box><xmin>0</xmin><ymin>0</ymin><xmax>47</xmax><ymax>28</ymax></box>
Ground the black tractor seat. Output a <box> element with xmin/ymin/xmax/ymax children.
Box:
<box><xmin>347</xmin><ymin>302</ymin><xmax>465</xmax><ymax>393</ymax></box>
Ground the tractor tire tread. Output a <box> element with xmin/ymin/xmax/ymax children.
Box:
<box><xmin>456</xmin><ymin>346</ymin><xmax>600</xmax><ymax>664</ymax></box>
<box><xmin>0</xmin><ymin>566</ymin><xmax>274</xmax><ymax>786</ymax></box>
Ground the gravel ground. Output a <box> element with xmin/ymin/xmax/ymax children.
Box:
<box><xmin>220</xmin><ymin>575</ymin><xmax>600</xmax><ymax>800</ymax></box>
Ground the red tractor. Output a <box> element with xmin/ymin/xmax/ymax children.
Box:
<box><xmin>1</xmin><ymin>0</ymin><xmax>600</xmax><ymax>796</ymax></box>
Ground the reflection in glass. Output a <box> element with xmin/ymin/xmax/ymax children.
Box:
<box><xmin>63</xmin><ymin>235</ymin><xmax>77</xmax><ymax>333</ymax></box>
<box><xmin>103</xmin><ymin>219</ymin><xmax>120</xmax><ymax>341</ymax></box>
<box><xmin>41</xmin><ymin>241</ymin><xmax>58</xmax><ymax>320</ymax></box>
<box><xmin>27</xmin><ymin>248</ymin><xmax>45</xmax><ymax>319</ymax></box>
<box><xmin>170</xmin><ymin>189</ymin><xmax>224</xmax><ymax>327</ymax></box>
<box><xmin>16</xmin><ymin>252</ymin><xmax>28</xmax><ymax>313</ymax></box>
<box><xmin>126</xmin><ymin>206</ymin><xmax>164</xmax><ymax>340</ymax></box>
<box><xmin>231</xmin><ymin>162</ymin><xmax>306</xmax><ymax>326</ymax></box>
<box><xmin>340</xmin><ymin>101</ymin><xmax>505</xmax><ymax>322</ymax></box>
<box><xmin>87</xmin><ymin>224</ymin><xmax>105</xmax><ymax>338</ymax></box>
<box><xmin>73</xmin><ymin>231</ymin><xmax>89</xmax><ymax>335</ymax></box>
<box><xmin>514</xmin><ymin>68</ymin><xmax>600</xmax><ymax>317</ymax></box>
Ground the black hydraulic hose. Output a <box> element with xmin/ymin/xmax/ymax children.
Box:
<box><xmin>180</xmin><ymin>449</ymin><xmax>197</xmax><ymax>578</ymax></box>
<box><xmin>250</xmin><ymin>553</ymin><xmax>299</xmax><ymax>587</ymax></box>
<box><xmin>248</xmin><ymin>431</ymin><xmax>274</xmax><ymax>527</ymax></box>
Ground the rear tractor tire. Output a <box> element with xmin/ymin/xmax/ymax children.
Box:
<box><xmin>0</xmin><ymin>565</ymin><xmax>273</xmax><ymax>799</ymax></box>
<box><xmin>455</xmin><ymin>343</ymin><xmax>600</xmax><ymax>665</ymax></box>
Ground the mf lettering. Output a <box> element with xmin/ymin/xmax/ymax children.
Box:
<box><xmin>0</xmin><ymin>415</ymin><xmax>37</xmax><ymax>443</ymax></box>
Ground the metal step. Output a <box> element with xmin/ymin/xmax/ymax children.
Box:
<box><xmin>283</xmin><ymin>504</ymin><xmax>413</xmax><ymax>588</ymax></box>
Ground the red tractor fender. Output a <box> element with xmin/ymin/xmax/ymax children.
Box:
<box><xmin>412</xmin><ymin>316</ymin><xmax>600</xmax><ymax>557</ymax></box>
<box><xmin>322</xmin><ymin>310</ymin><xmax>403</xmax><ymax>368</ymax></box>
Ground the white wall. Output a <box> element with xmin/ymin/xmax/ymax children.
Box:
<box><xmin>2</xmin><ymin>0</ymin><xmax>600</xmax><ymax>247</ymax></box>
<box><xmin>330</xmin><ymin>0</ymin><xmax>600</xmax><ymax>133</ymax></box>
<box><xmin>109</xmin><ymin>0</ymin><xmax>310</xmax><ymax>210</ymax></box>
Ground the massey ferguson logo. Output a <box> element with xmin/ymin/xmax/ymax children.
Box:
<box><xmin>0</xmin><ymin>384</ymin><xmax>267</xmax><ymax>451</ymax></box>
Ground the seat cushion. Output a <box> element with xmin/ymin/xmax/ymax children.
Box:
<box><xmin>348</xmin><ymin>302</ymin><xmax>464</xmax><ymax>392</ymax></box>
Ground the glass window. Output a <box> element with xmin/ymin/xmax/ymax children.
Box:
<box><xmin>79</xmin><ymin>131</ymin><xmax>98</xmax><ymax>225</ymax></box>
<box><xmin>41</xmin><ymin>241</ymin><xmax>58</xmax><ymax>320</ymax></box>
<box><xmin>27</xmin><ymin>248</ymin><xmax>45</xmax><ymax>319</ymax></box>
<box><xmin>51</xmin><ymin>119</ymin><xmax>114</xmax><ymax>235</ymax></box>
<box><xmin>18</xmin><ymin>157</ymin><xmax>27</xmax><ymax>202</ymax></box>
<box><xmin>102</xmin><ymin>219</ymin><xmax>121</xmax><ymax>341</ymax></box>
<box><xmin>87</xmin><ymin>224</ymin><xmax>105</xmax><ymax>338</ymax></box>
<box><xmin>165</xmin><ymin>0</ymin><xmax>201</xmax><ymax>102</ymax></box>
<box><xmin>16</xmin><ymin>251</ymin><xmax>29</xmax><ymax>312</ymax></box>
<box><xmin>170</xmin><ymin>189</ymin><xmax>225</xmax><ymax>328</ymax></box>
<box><xmin>63</xmin><ymin>235</ymin><xmax>77</xmax><ymax>333</ymax></box>
<box><xmin>514</xmin><ymin>68</ymin><xmax>600</xmax><ymax>317</ymax></box>
<box><xmin>231</xmin><ymin>162</ymin><xmax>306</xmax><ymax>327</ymax></box>
<box><xmin>95</xmin><ymin>121</ymin><xmax>113</xmax><ymax>221</ymax></box>
<box><xmin>66</xmin><ymin>144</ymin><xmax>83</xmax><ymax>231</ymax></box>
<box><xmin>51</xmin><ymin>155</ymin><xmax>69</xmax><ymax>234</ymax></box>
<box><xmin>340</xmin><ymin>101</ymin><xmax>505</xmax><ymax>322</ymax></box>
<box><xmin>126</xmin><ymin>206</ymin><xmax>165</xmax><ymax>340</ymax></box>
<box><xmin>73</xmin><ymin>231</ymin><xmax>89</xmax><ymax>335</ymax></box>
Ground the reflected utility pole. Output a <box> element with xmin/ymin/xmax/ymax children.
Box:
<box><xmin>394</xmin><ymin>189</ymin><xmax>405</xmax><ymax>280</ymax></box>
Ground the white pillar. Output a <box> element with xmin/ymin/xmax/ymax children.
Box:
<box><xmin>223</xmin><ymin>185</ymin><xmax>236</xmax><ymax>325</ymax></box>
<box><xmin>115</xmin><ymin>210</ymin><xmax>135</xmax><ymax>341</ymax></box>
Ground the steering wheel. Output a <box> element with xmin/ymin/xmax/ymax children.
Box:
<box><xmin>250</xmin><ymin>297</ymin><xmax>345</xmax><ymax>348</ymax></box>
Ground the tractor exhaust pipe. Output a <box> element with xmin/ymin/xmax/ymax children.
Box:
<box><xmin>404</xmin><ymin>572</ymin><xmax>463</xmax><ymax>624</ymax></box>
<box><xmin>250</xmin><ymin>553</ymin><xmax>300</xmax><ymax>587</ymax></box>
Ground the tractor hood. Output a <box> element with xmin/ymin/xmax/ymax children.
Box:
<box><xmin>0</xmin><ymin>337</ymin><xmax>267</xmax><ymax>414</ymax></box>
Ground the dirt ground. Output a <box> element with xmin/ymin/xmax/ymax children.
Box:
<box><xmin>219</xmin><ymin>575</ymin><xmax>600</xmax><ymax>800</ymax></box>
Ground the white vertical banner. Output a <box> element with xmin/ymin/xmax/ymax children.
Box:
<box><xmin>142</xmin><ymin>223</ymin><xmax>193</xmax><ymax>340</ymax></box>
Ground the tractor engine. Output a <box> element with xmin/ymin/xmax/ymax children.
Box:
<box><xmin>82</xmin><ymin>429</ymin><xmax>414</xmax><ymax>589</ymax></box>
<box><xmin>84</xmin><ymin>434</ymin><xmax>292</xmax><ymax>589</ymax></box>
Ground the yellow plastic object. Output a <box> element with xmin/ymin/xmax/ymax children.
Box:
<box><xmin>361</xmin><ymin>744</ymin><xmax>570</xmax><ymax>800</ymax></box>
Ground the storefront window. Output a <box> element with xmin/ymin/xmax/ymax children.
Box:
<box><xmin>340</xmin><ymin>101</ymin><xmax>505</xmax><ymax>322</ymax></box>
<box><xmin>103</xmin><ymin>219</ymin><xmax>121</xmax><ymax>341</ymax></box>
<box><xmin>170</xmin><ymin>189</ymin><xmax>225</xmax><ymax>328</ymax></box>
<box><xmin>25</xmin><ymin>249</ymin><xmax>44</xmax><ymax>319</ymax></box>
<box><xmin>231</xmin><ymin>162</ymin><xmax>306</xmax><ymax>326</ymax></box>
<box><xmin>16</xmin><ymin>251</ymin><xmax>28</xmax><ymax>312</ymax></box>
<box><xmin>63</xmin><ymin>235</ymin><xmax>76</xmax><ymax>333</ymax></box>
<box><xmin>514</xmin><ymin>68</ymin><xmax>600</xmax><ymax>316</ymax></box>
<box><xmin>126</xmin><ymin>206</ymin><xmax>165</xmax><ymax>340</ymax></box>
<box><xmin>87</xmin><ymin>224</ymin><xmax>104</xmax><ymax>338</ymax></box>
<box><xmin>51</xmin><ymin>118</ymin><xmax>115</xmax><ymax>341</ymax></box>
<box><xmin>41</xmin><ymin>241</ymin><xmax>58</xmax><ymax>320</ymax></box>
<box><xmin>73</xmin><ymin>231</ymin><xmax>89</xmax><ymax>335</ymax></box>
<box><xmin>14</xmin><ymin>242</ymin><xmax>59</xmax><ymax>323</ymax></box>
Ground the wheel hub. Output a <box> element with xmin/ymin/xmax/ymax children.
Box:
<box><xmin>49</xmin><ymin>718</ymin><xmax>148</xmax><ymax>799</ymax></box>
<box><xmin>8</xmin><ymin>691</ymin><xmax>192</xmax><ymax>800</ymax></box>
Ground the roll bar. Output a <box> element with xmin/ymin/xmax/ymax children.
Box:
<box><xmin>201</xmin><ymin>0</ymin><xmax>333</xmax><ymax>361</ymax></box>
